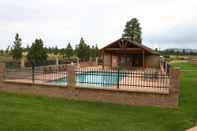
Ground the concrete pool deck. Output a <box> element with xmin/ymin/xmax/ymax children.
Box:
<box><xmin>186</xmin><ymin>126</ymin><xmax>197</xmax><ymax>131</ymax></box>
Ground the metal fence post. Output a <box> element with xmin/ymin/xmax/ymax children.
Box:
<box><xmin>117</xmin><ymin>68</ymin><xmax>119</xmax><ymax>89</ymax></box>
<box><xmin>32</xmin><ymin>64</ymin><xmax>35</xmax><ymax>84</ymax></box>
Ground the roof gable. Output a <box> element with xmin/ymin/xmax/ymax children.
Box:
<box><xmin>100</xmin><ymin>38</ymin><xmax>159</xmax><ymax>55</ymax></box>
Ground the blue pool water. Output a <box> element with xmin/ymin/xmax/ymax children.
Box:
<box><xmin>49</xmin><ymin>78</ymin><xmax>67</xmax><ymax>86</ymax></box>
<box><xmin>49</xmin><ymin>71</ymin><xmax>124</xmax><ymax>87</ymax></box>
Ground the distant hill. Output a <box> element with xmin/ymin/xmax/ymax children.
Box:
<box><xmin>162</xmin><ymin>48</ymin><xmax>197</xmax><ymax>53</ymax></box>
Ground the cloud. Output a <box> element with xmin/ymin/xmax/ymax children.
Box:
<box><xmin>0</xmin><ymin>0</ymin><xmax>197</xmax><ymax>49</ymax></box>
<box><xmin>148</xmin><ymin>25</ymin><xmax>197</xmax><ymax>44</ymax></box>
<box><xmin>143</xmin><ymin>22</ymin><xmax>197</xmax><ymax>49</ymax></box>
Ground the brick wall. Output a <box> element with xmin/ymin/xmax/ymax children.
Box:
<box><xmin>0</xmin><ymin>63</ymin><xmax>180</xmax><ymax>108</ymax></box>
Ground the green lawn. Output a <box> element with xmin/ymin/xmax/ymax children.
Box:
<box><xmin>0</xmin><ymin>63</ymin><xmax>197</xmax><ymax>131</ymax></box>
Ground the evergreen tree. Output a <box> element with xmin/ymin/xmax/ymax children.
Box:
<box><xmin>122</xmin><ymin>18</ymin><xmax>142</xmax><ymax>44</ymax></box>
<box><xmin>27</xmin><ymin>39</ymin><xmax>48</xmax><ymax>66</ymax></box>
<box><xmin>11</xmin><ymin>33</ymin><xmax>23</xmax><ymax>60</ymax></box>
<box><xmin>60</xmin><ymin>48</ymin><xmax>66</xmax><ymax>56</ymax></box>
<box><xmin>155</xmin><ymin>48</ymin><xmax>158</xmax><ymax>52</ymax></box>
<box><xmin>76</xmin><ymin>37</ymin><xmax>90</xmax><ymax>61</ymax></box>
<box><xmin>64</xmin><ymin>43</ymin><xmax>73</xmax><ymax>58</ymax></box>
<box><xmin>0</xmin><ymin>50</ymin><xmax>4</xmax><ymax>55</ymax></box>
<box><xmin>26</xmin><ymin>45</ymin><xmax>30</xmax><ymax>52</ymax></box>
<box><xmin>54</xmin><ymin>45</ymin><xmax>59</xmax><ymax>55</ymax></box>
<box><xmin>5</xmin><ymin>45</ymin><xmax>10</xmax><ymax>54</ymax></box>
<box><xmin>182</xmin><ymin>49</ymin><xmax>186</xmax><ymax>55</ymax></box>
<box><xmin>89</xmin><ymin>45</ymin><xmax>99</xmax><ymax>60</ymax></box>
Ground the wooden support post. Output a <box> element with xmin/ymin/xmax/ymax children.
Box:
<box><xmin>95</xmin><ymin>57</ymin><xmax>98</xmax><ymax>65</ymax></box>
<box><xmin>142</xmin><ymin>50</ymin><xmax>145</xmax><ymax>68</ymax></box>
<box><xmin>20</xmin><ymin>57</ymin><xmax>25</xmax><ymax>69</ymax></box>
<box><xmin>55</xmin><ymin>56</ymin><xmax>59</xmax><ymax>71</ymax></box>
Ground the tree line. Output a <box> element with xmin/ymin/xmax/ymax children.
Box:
<box><xmin>4</xmin><ymin>17</ymin><xmax>197</xmax><ymax>68</ymax></box>
<box><xmin>159</xmin><ymin>49</ymin><xmax>197</xmax><ymax>56</ymax></box>
<box><xmin>4</xmin><ymin>34</ymin><xmax>99</xmax><ymax>67</ymax></box>
<box><xmin>2</xmin><ymin>17</ymin><xmax>143</xmax><ymax>67</ymax></box>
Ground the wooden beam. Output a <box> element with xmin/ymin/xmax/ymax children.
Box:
<box><xmin>104</xmin><ymin>51</ymin><xmax>144</xmax><ymax>54</ymax></box>
<box><xmin>104</xmin><ymin>48</ymin><xmax>142</xmax><ymax>51</ymax></box>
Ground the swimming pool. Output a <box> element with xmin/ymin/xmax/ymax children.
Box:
<box><xmin>49</xmin><ymin>71</ymin><xmax>124</xmax><ymax>87</ymax></box>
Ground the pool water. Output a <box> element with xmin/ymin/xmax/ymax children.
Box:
<box><xmin>49</xmin><ymin>78</ymin><xmax>67</xmax><ymax>86</ymax></box>
<box><xmin>49</xmin><ymin>71</ymin><xmax>124</xmax><ymax>87</ymax></box>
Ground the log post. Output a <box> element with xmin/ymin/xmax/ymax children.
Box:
<box><xmin>142</xmin><ymin>49</ymin><xmax>145</xmax><ymax>68</ymax></box>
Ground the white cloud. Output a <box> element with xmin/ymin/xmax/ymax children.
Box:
<box><xmin>0</xmin><ymin>0</ymin><xmax>197</xmax><ymax>49</ymax></box>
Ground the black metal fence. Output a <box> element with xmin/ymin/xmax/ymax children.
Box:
<box><xmin>4</xmin><ymin>65</ymin><xmax>171</xmax><ymax>93</ymax></box>
<box><xmin>5</xmin><ymin>65</ymin><xmax>67</xmax><ymax>86</ymax></box>
<box><xmin>76</xmin><ymin>68</ymin><xmax>170</xmax><ymax>93</ymax></box>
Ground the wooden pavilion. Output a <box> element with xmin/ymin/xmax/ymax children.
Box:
<box><xmin>100</xmin><ymin>38</ymin><xmax>160</xmax><ymax>69</ymax></box>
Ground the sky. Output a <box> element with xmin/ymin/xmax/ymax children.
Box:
<box><xmin>0</xmin><ymin>0</ymin><xmax>196</xmax><ymax>50</ymax></box>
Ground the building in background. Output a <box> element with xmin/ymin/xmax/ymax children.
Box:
<box><xmin>100</xmin><ymin>38</ymin><xmax>160</xmax><ymax>69</ymax></box>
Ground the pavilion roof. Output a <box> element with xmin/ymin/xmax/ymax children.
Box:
<box><xmin>100</xmin><ymin>38</ymin><xmax>159</xmax><ymax>55</ymax></box>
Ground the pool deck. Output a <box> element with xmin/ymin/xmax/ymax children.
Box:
<box><xmin>77</xmin><ymin>84</ymin><xmax>169</xmax><ymax>94</ymax></box>
<box><xmin>119</xmin><ymin>75</ymin><xmax>170</xmax><ymax>94</ymax></box>
<box><xmin>186</xmin><ymin>126</ymin><xmax>197</xmax><ymax>131</ymax></box>
<box><xmin>35</xmin><ymin>72</ymin><xmax>66</xmax><ymax>81</ymax></box>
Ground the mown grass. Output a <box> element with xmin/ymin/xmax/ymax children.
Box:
<box><xmin>0</xmin><ymin>63</ymin><xmax>197</xmax><ymax>131</ymax></box>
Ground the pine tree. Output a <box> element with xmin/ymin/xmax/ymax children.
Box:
<box><xmin>11</xmin><ymin>33</ymin><xmax>23</xmax><ymax>60</ymax></box>
<box><xmin>122</xmin><ymin>18</ymin><xmax>142</xmax><ymax>44</ymax></box>
<box><xmin>64</xmin><ymin>43</ymin><xmax>73</xmax><ymax>58</ymax></box>
<box><xmin>27</xmin><ymin>39</ymin><xmax>48</xmax><ymax>66</ymax></box>
<box><xmin>54</xmin><ymin>45</ymin><xmax>59</xmax><ymax>55</ymax></box>
<box><xmin>89</xmin><ymin>44</ymin><xmax>99</xmax><ymax>60</ymax></box>
<box><xmin>76</xmin><ymin>37</ymin><xmax>90</xmax><ymax>61</ymax></box>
